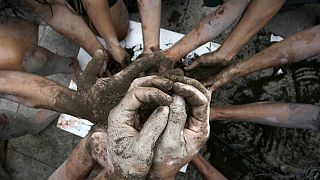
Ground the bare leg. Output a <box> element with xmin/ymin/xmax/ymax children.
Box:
<box><xmin>109</xmin><ymin>0</ymin><xmax>129</xmax><ymax>41</ymax></box>
<box><xmin>191</xmin><ymin>154</ymin><xmax>227</xmax><ymax>180</ymax></box>
<box><xmin>25</xmin><ymin>46</ymin><xmax>74</xmax><ymax>76</ymax></box>
<box><xmin>206</xmin><ymin>25</ymin><xmax>320</xmax><ymax>91</ymax></box>
<box><xmin>0</xmin><ymin>17</ymin><xmax>73</xmax><ymax>75</ymax></box>
<box><xmin>186</xmin><ymin>0</ymin><xmax>286</xmax><ymax>70</ymax></box>
<box><xmin>166</xmin><ymin>0</ymin><xmax>250</xmax><ymax>63</ymax></box>
<box><xmin>82</xmin><ymin>0</ymin><xmax>129</xmax><ymax>67</ymax></box>
<box><xmin>0</xmin><ymin>109</ymin><xmax>58</xmax><ymax>140</ymax></box>
<box><xmin>0</xmin><ymin>17</ymin><xmax>38</xmax><ymax>71</ymax></box>
<box><xmin>210</xmin><ymin>102</ymin><xmax>320</xmax><ymax>131</ymax></box>
<box><xmin>138</xmin><ymin>0</ymin><xmax>161</xmax><ymax>55</ymax></box>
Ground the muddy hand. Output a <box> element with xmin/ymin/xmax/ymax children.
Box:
<box><xmin>106</xmin><ymin>83</ymin><xmax>173</xmax><ymax>179</ymax></box>
<box><xmin>109</xmin><ymin>44</ymin><xmax>130</xmax><ymax>68</ymax></box>
<box><xmin>149</xmin><ymin>75</ymin><xmax>211</xmax><ymax>179</ymax></box>
<box><xmin>185</xmin><ymin>51</ymin><xmax>228</xmax><ymax>71</ymax></box>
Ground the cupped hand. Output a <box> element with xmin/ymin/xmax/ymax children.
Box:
<box><xmin>106</xmin><ymin>76</ymin><xmax>175</xmax><ymax>179</ymax></box>
<box><xmin>149</xmin><ymin>75</ymin><xmax>211</xmax><ymax>179</ymax></box>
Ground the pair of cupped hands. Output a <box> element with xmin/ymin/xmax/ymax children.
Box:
<box><xmin>89</xmin><ymin>74</ymin><xmax>211</xmax><ymax>179</ymax></box>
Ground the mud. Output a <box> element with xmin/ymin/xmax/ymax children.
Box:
<box><xmin>203</xmin><ymin>47</ymin><xmax>320</xmax><ymax>179</ymax></box>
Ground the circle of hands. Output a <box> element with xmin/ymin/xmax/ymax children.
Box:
<box><xmin>89</xmin><ymin>75</ymin><xmax>211</xmax><ymax>179</ymax></box>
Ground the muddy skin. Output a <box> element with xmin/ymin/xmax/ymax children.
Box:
<box><xmin>0</xmin><ymin>50</ymin><xmax>172</xmax><ymax>127</ymax></box>
<box><xmin>82</xmin><ymin>0</ymin><xmax>130</xmax><ymax>67</ymax></box>
<box><xmin>215</xmin><ymin>0</ymin><xmax>286</xmax><ymax>62</ymax></box>
<box><xmin>138</xmin><ymin>0</ymin><xmax>161</xmax><ymax>55</ymax></box>
<box><xmin>15</xmin><ymin>0</ymin><xmax>104</xmax><ymax>56</ymax></box>
<box><xmin>210</xmin><ymin>102</ymin><xmax>320</xmax><ymax>131</ymax></box>
<box><xmin>106</xmin><ymin>83</ymin><xmax>172</xmax><ymax>179</ymax></box>
<box><xmin>185</xmin><ymin>0</ymin><xmax>286</xmax><ymax>71</ymax></box>
<box><xmin>149</xmin><ymin>77</ymin><xmax>211</xmax><ymax>179</ymax></box>
<box><xmin>206</xmin><ymin>25</ymin><xmax>320</xmax><ymax>92</ymax></box>
<box><xmin>166</xmin><ymin>0</ymin><xmax>250</xmax><ymax>63</ymax></box>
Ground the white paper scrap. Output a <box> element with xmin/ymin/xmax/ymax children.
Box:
<box><xmin>180</xmin><ymin>163</ymin><xmax>188</xmax><ymax>173</ymax></box>
<box><xmin>57</xmin><ymin>80</ymin><xmax>94</xmax><ymax>137</ymax></box>
<box><xmin>270</xmin><ymin>34</ymin><xmax>284</xmax><ymax>42</ymax></box>
<box><xmin>77</xmin><ymin>21</ymin><xmax>220</xmax><ymax>71</ymax></box>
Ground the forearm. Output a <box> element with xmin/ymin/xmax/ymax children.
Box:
<box><xmin>138</xmin><ymin>0</ymin><xmax>161</xmax><ymax>54</ymax></box>
<box><xmin>211</xmin><ymin>102</ymin><xmax>320</xmax><ymax>131</ymax></box>
<box><xmin>39</xmin><ymin>0</ymin><xmax>103</xmax><ymax>55</ymax></box>
<box><xmin>82</xmin><ymin>0</ymin><xmax>120</xmax><ymax>48</ymax></box>
<box><xmin>216</xmin><ymin>0</ymin><xmax>286</xmax><ymax>61</ymax></box>
<box><xmin>207</xmin><ymin>25</ymin><xmax>320</xmax><ymax>91</ymax></box>
<box><xmin>166</xmin><ymin>0</ymin><xmax>249</xmax><ymax>62</ymax></box>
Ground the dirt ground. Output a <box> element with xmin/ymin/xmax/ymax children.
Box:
<box><xmin>1</xmin><ymin>0</ymin><xmax>320</xmax><ymax>179</ymax></box>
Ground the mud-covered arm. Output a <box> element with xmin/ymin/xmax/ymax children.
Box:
<box><xmin>82</xmin><ymin>0</ymin><xmax>129</xmax><ymax>67</ymax></box>
<box><xmin>167</xmin><ymin>0</ymin><xmax>250</xmax><ymax>63</ymax></box>
<box><xmin>211</xmin><ymin>102</ymin><xmax>320</xmax><ymax>131</ymax></box>
<box><xmin>206</xmin><ymin>25</ymin><xmax>320</xmax><ymax>92</ymax></box>
<box><xmin>21</xmin><ymin>0</ymin><xmax>103</xmax><ymax>56</ymax></box>
<box><xmin>186</xmin><ymin>0</ymin><xmax>286</xmax><ymax>70</ymax></box>
<box><xmin>138</xmin><ymin>0</ymin><xmax>161</xmax><ymax>55</ymax></box>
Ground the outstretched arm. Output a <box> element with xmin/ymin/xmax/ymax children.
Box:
<box><xmin>186</xmin><ymin>0</ymin><xmax>286</xmax><ymax>70</ymax></box>
<box><xmin>21</xmin><ymin>0</ymin><xmax>103</xmax><ymax>56</ymax></box>
<box><xmin>206</xmin><ymin>25</ymin><xmax>320</xmax><ymax>92</ymax></box>
<box><xmin>210</xmin><ymin>102</ymin><xmax>320</xmax><ymax>131</ymax></box>
<box><xmin>166</xmin><ymin>0</ymin><xmax>250</xmax><ymax>63</ymax></box>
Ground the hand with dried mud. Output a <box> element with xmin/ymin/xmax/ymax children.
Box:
<box><xmin>149</xmin><ymin>75</ymin><xmax>211</xmax><ymax>179</ymax></box>
<box><xmin>137</xmin><ymin>50</ymin><xmax>177</xmax><ymax>75</ymax></box>
<box><xmin>185</xmin><ymin>51</ymin><xmax>228</xmax><ymax>71</ymax></box>
<box><xmin>109</xmin><ymin>44</ymin><xmax>131</xmax><ymax>68</ymax></box>
<box><xmin>106</xmin><ymin>77</ymin><xmax>173</xmax><ymax>179</ymax></box>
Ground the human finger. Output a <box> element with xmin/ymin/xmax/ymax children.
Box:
<box><xmin>173</xmin><ymin>82</ymin><xmax>209</xmax><ymax>136</ymax></box>
<box><xmin>110</xmin><ymin>87</ymin><xmax>172</xmax><ymax>125</ymax></box>
<box><xmin>164</xmin><ymin>75</ymin><xmax>209</xmax><ymax>98</ymax></box>
<box><xmin>134</xmin><ymin>106</ymin><xmax>169</xmax><ymax>156</ymax></box>
<box><xmin>128</xmin><ymin>76</ymin><xmax>173</xmax><ymax>92</ymax></box>
<box><xmin>160</xmin><ymin>95</ymin><xmax>187</xmax><ymax>145</ymax></box>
